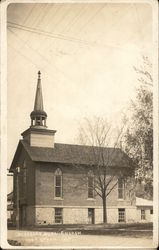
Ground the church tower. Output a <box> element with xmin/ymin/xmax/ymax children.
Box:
<box><xmin>30</xmin><ymin>71</ymin><xmax>47</xmax><ymax>128</ymax></box>
<box><xmin>21</xmin><ymin>71</ymin><xmax>56</xmax><ymax>148</ymax></box>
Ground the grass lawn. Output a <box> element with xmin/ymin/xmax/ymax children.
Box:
<box><xmin>9</xmin><ymin>222</ymin><xmax>152</xmax><ymax>237</ymax></box>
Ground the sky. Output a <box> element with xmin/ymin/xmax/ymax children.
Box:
<box><xmin>7</xmin><ymin>2</ymin><xmax>153</xmax><ymax>193</ymax></box>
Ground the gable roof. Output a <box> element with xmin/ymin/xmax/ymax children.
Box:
<box><xmin>7</xmin><ymin>191</ymin><xmax>13</xmax><ymax>201</ymax></box>
<box><xmin>10</xmin><ymin>140</ymin><xmax>135</xmax><ymax>171</ymax></box>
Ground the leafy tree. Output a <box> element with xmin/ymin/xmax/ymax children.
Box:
<box><xmin>124</xmin><ymin>56</ymin><xmax>153</xmax><ymax>199</ymax></box>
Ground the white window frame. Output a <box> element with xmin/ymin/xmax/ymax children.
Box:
<box><xmin>118</xmin><ymin>208</ymin><xmax>125</xmax><ymax>223</ymax></box>
<box><xmin>54</xmin><ymin>208</ymin><xmax>63</xmax><ymax>224</ymax></box>
<box><xmin>54</xmin><ymin>168</ymin><xmax>63</xmax><ymax>199</ymax></box>
<box><xmin>118</xmin><ymin>178</ymin><xmax>125</xmax><ymax>200</ymax></box>
<box><xmin>141</xmin><ymin>209</ymin><xmax>146</xmax><ymax>220</ymax></box>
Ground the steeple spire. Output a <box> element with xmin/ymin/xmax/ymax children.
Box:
<box><xmin>34</xmin><ymin>71</ymin><xmax>44</xmax><ymax>111</ymax></box>
<box><xmin>30</xmin><ymin>71</ymin><xmax>47</xmax><ymax>128</ymax></box>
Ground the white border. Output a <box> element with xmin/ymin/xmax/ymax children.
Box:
<box><xmin>152</xmin><ymin>0</ymin><xmax>159</xmax><ymax>247</ymax></box>
<box><xmin>0</xmin><ymin>0</ymin><xmax>158</xmax><ymax>249</ymax></box>
<box><xmin>1</xmin><ymin>0</ymin><xmax>8</xmax><ymax>248</ymax></box>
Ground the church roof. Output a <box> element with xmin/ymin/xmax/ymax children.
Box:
<box><xmin>10</xmin><ymin>140</ymin><xmax>135</xmax><ymax>171</ymax></box>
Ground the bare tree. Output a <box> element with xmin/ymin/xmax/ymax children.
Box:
<box><xmin>77</xmin><ymin>116</ymin><xmax>134</xmax><ymax>223</ymax></box>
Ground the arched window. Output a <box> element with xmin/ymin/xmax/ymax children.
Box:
<box><xmin>88</xmin><ymin>170</ymin><xmax>94</xmax><ymax>199</ymax></box>
<box><xmin>54</xmin><ymin>168</ymin><xmax>62</xmax><ymax>198</ymax></box>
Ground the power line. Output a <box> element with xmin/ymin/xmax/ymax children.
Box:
<box><xmin>7</xmin><ymin>3</ymin><xmax>144</xmax><ymax>63</ymax></box>
<box><xmin>71</xmin><ymin>4</ymin><xmax>107</xmax><ymax>54</ymax></box>
<box><xmin>36</xmin><ymin>4</ymin><xmax>67</xmax><ymax>57</ymax></box>
<box><xmin>8</xmin><ymin>28</ymin><xmax>76</xmax><ymax>83</ymax></box>
<box><xmin>8</xmin><ymin>22</ymin><xmax>93</xmax><ymax>47</ymax></box>
<box><xmin>62</xmin><ymin>5</ymin><xmax>87</xmax><ymax>33</ymax></box>
<box><xmin>38</xmin><ymin>4</ymin><xmax>85</xmax><ymax>61</ymax></box>
<box><xmin>78</xmin><ymin>4</ymin><xmax>106</xmax><ymax>31</ymax></box>
<box><xmin>8</xmin><ymin>21</ymin><xmax>136</xmax><ymax>53</ymax></box>
<box><xmin>43</xmin><ymin>4</ymin><xmax>63</xmax><ymax>31</ymax></box>
<box><xmin>22</xmin><ymin>4</ymin><xmax>36</xmax><ymax>25</ymax></box>
<box><xmin>8</xmin><ymin>42</ymin><xmax>40</xmax><ymax>69</ymax></box>
<box><xmin>14</xmin><ymin>4</ymin><xmax>60</xmax><ymax>62</ymax></box>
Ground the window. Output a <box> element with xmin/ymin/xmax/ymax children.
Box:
<box><xmin>88</xmin><ymin>171</ymin><xmax>94</xmax><ymax>198</ymax></box>
<box><xmin>55</xmin><ymin>208</ymin><xmax>63</xmax><ymax>224</ymax></box>
<box><xmin>22</xmin><ymin>160</ymin><xmax>27</xmax><ymax>184</ymax></box>
<box><xmin>150</xmin><ymin>209</ymin><xmax>153</xmax><ymax>215</ymax></box>
<box><xmin>118</xmin><ymin>208</ymin><xmax>125</xmax><ymax>222</ymax></box>
<box><xmin>36</xmin><ymin>117</ymin><xmax>41</xmax><ymax>126</ymax></box>
<box><xmin>118</xmin><ymin>178</ymin><xmax>124</xmax><ymax>199</ymax></box>
<box><xmin>141</xmin><ymin>209</ymin><xmax>146</xmax><ymax>220</ymax></box>
<box><xmin>55</xmin><ymin>168</ymin><xmax>62</xmax><ymax>198</ymax></box>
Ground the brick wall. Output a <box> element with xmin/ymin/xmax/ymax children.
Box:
<box><xmin>35</xmin><ymin>163</ymin><xmax>135</xmax><ymax>208</ymax></box>
<box><xmin>14</xmin><ymin>158</ymin><xmax>136</xmax><ymax>226</ymax></box>
<box><xmin>13</xmin><ymin>148</ymin><xmax>35</xmax><ymax>207</ymax></box>
<box><xmin>12</xmin><ymin>147</ymin><xmax>36</xmax><ymax>227</ymax></box>
<box><xmin>26</xmin><ymin>206</ymin><xmax>35</xmax><ymax>225</ymax></box>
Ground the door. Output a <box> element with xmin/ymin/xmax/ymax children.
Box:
<box><xmin>88</xmin><ymin>208</ymin><xmax>95</xmax><ymax>224</ymax></box>
<box><xmin>20</xmin><ymin>205</ymin><xmax>26</xmax><ymax>227</ymax></box>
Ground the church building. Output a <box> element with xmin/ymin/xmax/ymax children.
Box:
<box><xmin>9</xmin><ymin>72</ymin><xmax>137</xmax><ymax>227</ymax></box>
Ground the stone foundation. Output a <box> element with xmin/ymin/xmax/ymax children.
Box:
<box><xmin>136</xmin><ymin>207</ymin><xmax>153</xmax><ymax>222</ymax></box>
<box><xmin>25</xmin><ymin>206</ymin><xmax>138</xmax><ymax>225</ymax></box>
<box><xmin>35</xmin><ymin>207</ymin><xmax>53</xmax><ymax>225</ymax></box>
<box><xmin>126</xmin><ymin>207</ymin><xmax>138</xmax><ymax>223</ymax></box>
<box><xmin>63</xmin><ymin>208</ymin><xmax>88</xmax><ymax>224</ymax></box>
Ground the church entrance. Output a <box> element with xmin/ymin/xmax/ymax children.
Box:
<box><xmin>88</xmin><ymin>208</ymin><xmax>95</xmax><ymax>224</ymax></box>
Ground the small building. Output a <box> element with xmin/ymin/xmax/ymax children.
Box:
<box><xmin>136</xmin><ymin>197</ymin><xmax>153</xmax><ymax>222</ymax></box>
<box><xmin>7</xmin><ymin>191</ymin><xmax>14</xmax><ymax>225</ymax></box>
<box><xmin>9</xmin><ymin>72</ymin><xmax>137</xmax><ymax>227</ymax></box>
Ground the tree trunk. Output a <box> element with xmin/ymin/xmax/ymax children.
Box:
<box><xmin>102</xmin><ymin>196</ymin><xmax>107</xmax><ymax>223</ymax></box>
